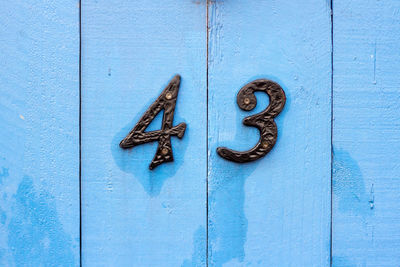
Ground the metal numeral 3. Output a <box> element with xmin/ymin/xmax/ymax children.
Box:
<box><xmin>217</xmin><ymin>79</ymin><xmax>286</xmax><ymax>163</ymax></box>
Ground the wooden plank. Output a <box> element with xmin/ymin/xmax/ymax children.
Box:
<box><xmin>0</xmin><ymin>1</ymin><xmax>80</xmax><ymax>266</ymax></box>
<box><xmin>332</xmin><ymin>0</ymin><xmax>400</xmax><ymax>265</ymax></box>
<box><xmin>207</xmin><ymin>1</ymin><xmax>332</xmax><ymax>265</ymax></box>
<box><xmin>81</xmin><ymin>1</ymin><xmax>207</xmax><ymax>265</ymax></box>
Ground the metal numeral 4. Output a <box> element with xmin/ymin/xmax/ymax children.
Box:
<box><xmin>120</xmin><ymin>75</ymin><xmax>186</xmax><ymax>170</ymax></box>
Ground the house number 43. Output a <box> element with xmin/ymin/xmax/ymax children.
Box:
<box><xmin>120</xmin><ymin>75</ymin><xmax>286</xmax><ymax>170</ymax></box>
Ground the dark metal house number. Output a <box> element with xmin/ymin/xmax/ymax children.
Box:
<box><xmin>217</xmin><ymin>79</ymin><xmax>286</xmax><ymax>163</ymax></box>
<box><xmin>120</xmin><ymin>75</ymin><xmax>186</xmax><ymax>170</ymax></box>
<box><xmin>120</xmin><ymin>76</ymin><xmax>285</xmax><ymax>169</ymax></box>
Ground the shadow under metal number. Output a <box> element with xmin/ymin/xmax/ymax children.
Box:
<box><xmin>217</xmin><ymin>79</ymin><xmax>286</xmax><ymax>163</ymax></box>
<box><xmin>120</xmin><ymin>75</ymin><xmax>186</xmax><ymax>170</ymax></box>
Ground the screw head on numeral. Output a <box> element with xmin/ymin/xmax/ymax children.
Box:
<box><xmin>120</xmin><ymin>75</ymin><xmax>186</xmax><ymax>170</ymax></box>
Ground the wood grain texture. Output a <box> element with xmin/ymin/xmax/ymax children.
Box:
<box><xmin>207</xmin><ymin>1</ymin><xmax>332</xmax><ymax>266</ymax></box>
<box><xmin>0</xmin><ymin>1</ymin><xmax>80</xmax><ymax>266</ymax></box>
<box><xmin>81</xmin><ymin>1</ymin><xmax>207</xmax><ymax>265</ymax></box>
<box><xmin>332</xmin><ymin>0</ymin><xmax>400</xmax><ymax>266</ymax></box>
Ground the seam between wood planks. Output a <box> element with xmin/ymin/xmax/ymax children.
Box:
<box><xmin>206</xmin><ymin>1</ymin><xmax>210</xmax><ymax>266</ymax></box>
<box><xmin>79</xmin><ymin>0</ymin><xmax>82</xmax><ymax>265</ymax></box>
<box><xmin>330</xmin><ymin>0</ymin><xmax>334</xmax><ymax>266</ymax></box>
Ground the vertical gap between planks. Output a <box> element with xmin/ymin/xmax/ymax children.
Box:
<box><xmin>330</xmin><ymin>0</ymin><xmax>334</xmax><ymax>266</ymax></box>
<box><xmin>206</xmin><ymin>0</ymin><xmax>209</xmax><ymax>266</ymax></box>
<box><xmin>79</xmin><ymin>0</ymin><xmax>82</xmax><ymax>265</ymax></box>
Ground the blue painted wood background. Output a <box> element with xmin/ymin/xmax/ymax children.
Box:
<box><xmin>0</xmin><ymin>1</ymin><xmax>80</xmax><ymax>266</ymax></box>
<box><xmin>207</xmin><ymin>1</ymin><xmax>331</xmax><ymax>266</ymax></box>
<box><xmin>1</xmin><ymin>0</ymin><xmax>399</xmax><ymax>266</ymax></box>
<box><xmin>332</xmin><ymin>0</ymin><xmax>400</xmax><ymax>266</ymax></box>
<box><xmin>81</xmin><ymin>0</ymin><xmax>207</xmax><ymax>266</ymax></box>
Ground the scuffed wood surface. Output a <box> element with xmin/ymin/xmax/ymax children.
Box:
<box><xmin>0</xmin><ymin>1</ymin><xmax>80</xmax><ymax>266</ymax></box>
<box><xmin>81</xmin><ymin>0</ymin><xmax>207</xmax><ymax>265</ymax></box>
<box><xmin>207</xmin><ymin>1</ymin><xmax>332</xmax><ymax>265</ymax></box>
<box><xmin>332</xmin><ymin>0</ymin><xmax>400</xmax><ymax>266</ymax></box>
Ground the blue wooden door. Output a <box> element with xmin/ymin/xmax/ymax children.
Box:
<box><xmin>1</xmin><ymin>0</ymin><xmax>400</xmax><ymax>266</ymax></box>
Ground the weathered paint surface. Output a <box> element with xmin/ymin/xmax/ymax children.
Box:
<box><xmin>2</xmin><ymin>0</ymin><xmax>400</xmax><ymax>266</ymax></box>
<box><xmin>332</xmin><ymin>0</ymin><xmax>400</xmax><ymax>265</ymax></box>
<box><xmin>207</xmin><ymin>0</ymin><xmax>332</xmax><ymax>266</ymax></box>
<box><xmin>0</xmin><ymin>1</ymin><xmax>80</xmax><ymax>266</ymax></box>
<box><xmin>81</xmin><ymin>0</ymin><xmax>207</xmax><ymax>265</ymax></box>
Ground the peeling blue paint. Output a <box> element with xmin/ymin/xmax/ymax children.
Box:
<box><xmin>208</xmin><ymin>162</ymin><xmax>251</xmax><ymax>267</ymax></box>
<box><xmin>7</xmin><ymin>176</ymin><xmax>76</xmax><ymax>266</ymax></box>
<box><xmin>332</xmin><ymin>256</ymin><xmax>357</xmax><ymax>267</ymax></box>
<box><xmin>333</xmin><ymin>148</ymin><xmax>372</xmax><ymax>218</ymax></box>
<box><xmin>208</xmin><ymin>109</ymin><xmax>261</xmax><ymax>266</ymax></box>
<box><xmin>0</xmin><ymin>209</ymin><xmax>6</xmax><ymax>225</ymax></box>
<box><xmin>181</xmin><ymin>226</ymin><xmax>206</xmax><ymax>267</ymax></box>
<box><xmin>332</xmin><ymin>148</ymin><xmax>374</xmax><ymax>265</ymax></box>
<box><xmin>0</xmin><ymin>167</ymin><xmax>9</xmax><ymax>185</ymax></box>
